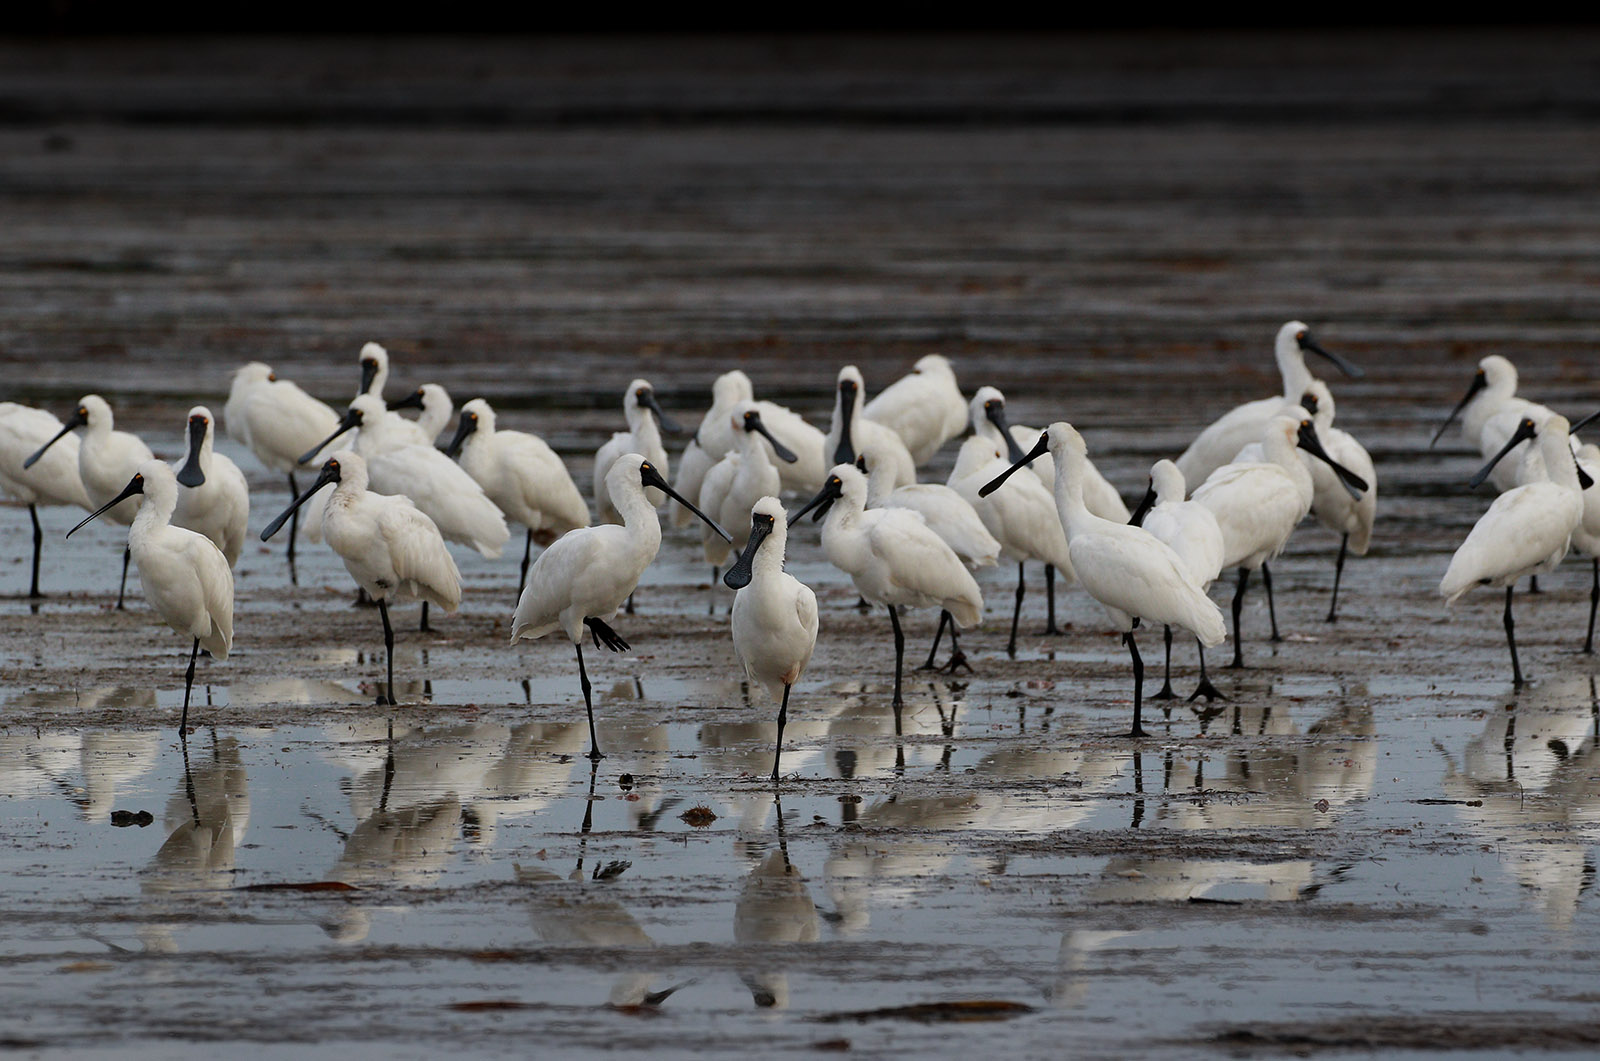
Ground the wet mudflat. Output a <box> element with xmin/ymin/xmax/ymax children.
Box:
<box><xmin>3</xmin><ymin>31</ymin><xmax>1600</xmax><ymax>1058</ymax></box>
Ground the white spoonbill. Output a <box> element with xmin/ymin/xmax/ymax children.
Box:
<box><xmin>862</xmin><ymin>354</ymin><xmax>968</xmax><ymax>466</ymax></box>
<box><xmin>1175</xmin><ymin>321</ymin><xmax>1364</xmax><ymax>492</ymax></box>
<box><xmin>443</xmin><ymin>398</ymin><xmax>590</xmax><ymax>591</ymax></box>
<box><xmin>68</xmin><ymin>461</ymin><xmax>232</xmax><ymax>731</ymax></box>
<box><xmin>0</xmin><ymin>402</ymin><xmax>91</xmax><ymax>597</ymax></box>
<box><xmin>511</xmin><ymin>454</ymin><xmax>730</xmax><ymax>760</ymax></box>
<box><xmin>172</xmin><ymin>406</ymin><xmax>250</xmax><ymax>568</ymax></box>
<box><xmin>823</xmin><ymin>366</ymin><xmax>916</xmax><ymax>495</ymax></box>
<box><xmin>1126</xmin><ymin>460</ymin><xmax>1226</xmax><ymax>702</ymax></box>
<box><xmin>389</xmin><ymin>383</ymin><xmax>454</xmax><ymax>445</ymax></box>
<box><xmin>1575</xmin><ymin>424</ymin><xmax>1600</xmax><ymax>654</ymax></box>
<box><xmin>1192</xmin><ymin>413</ymin><xmax>1370</xmax><ymax>668</ymax></box>
<box><xmin>674</xmin><ymin>371</ymin><xmax>828</xmax><ymax>520</ymax></box>
<box><xmin>1302</xmin><ymin>382</ymin><xmax>1377</xmax><ymax>622</ymax></box>
<box><xmin>26</xmin><ymin>394</ymin><xmax>153</xmax><ymax>609</ymax></box>
<box><xmin>790</xmin><ymin>463</ymin><xmax>982</xmax><ymax>709</ymax></box>
<box><xmin>594</xmin><ymin>379</ymin><xmax>678</xmax><ymax>522</ymax></box>
<box><xmin>723</xmin><ymin>496</ymin><xmax>819</xmax><ymax>781</ymax></box>
<box><xmin>982</xmin><ymin>424</ymin><xmax>1226</xmax><ymax>738</ymax></box>
<box><xmin>699</xmin><ymin>402</ymin><xmax>799</xmax><ymax>581</ymax></box>
<box><xmin>971</xmin><ymin>387</ymin><xmax>1127</xmax><ymax>633</ymax></box>
<box><xmin>301</xmin><ymin>394</ymin><xmax>509</xmax><ymax>628</ymax></box>
<box><xmin>1429</xmin><ymin>354</ymin><xmax>1538</xmax><ymax>458</ymax></box>
<box><xmin>223</xmin><ymin>361</ymin><xmax>339</xmax><ymax>575</ymax></box>
<box><xmin>263</xmin><ymin>450</ymin><xmax>462</xmax><ymax>704</ymax></box>
<box><xmin>948</xmin><ymin>433</ymin><xmax>1073</xmax><ymax>656</ymax></box>
<box><xmin>860</xmin><ymin>448</ymin><xmax>999</xmax><ymax>672</ymax></box>
<box><xmin>1441</xmin><ymin>415</ymin><xmax>1588</xmax><ymax>686</ymax></box>
<box><xmin>354</xmin><ymin>342</ymin><xmax>432</xmax><ymax>448</ymax></box>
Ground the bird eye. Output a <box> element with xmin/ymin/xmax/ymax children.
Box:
<box><xmin>1296</xmin><ymin>330</ymin><xmax>1308</xmax><ymax>342</ymax></box>
<box><xmin>468</xmin><ymin>413</ymin><xmax>478</xmax><ymax>422</ymax></box>
<box><xmin>267</xmin><ymin>372</ymin><xmax>277</xmax><ymax>381</ymax></box>
<box><xmin>78</xmin><ymin>407</ymin><xmax>87</xmax><ymax>417</ymax></box>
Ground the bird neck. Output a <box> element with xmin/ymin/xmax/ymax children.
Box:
<box><xmin>1278</xmin><ymin>347</ymin><xmax>1314</xmax><ymax>401</ymax></box>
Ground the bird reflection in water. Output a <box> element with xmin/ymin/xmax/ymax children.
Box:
<box><xmin>139</xmin><ymin>730</ymin><xmax>251</xmax><ymax>952</ymax></box>
<box><xmin>516</xmin><ymin>761</ymin><xmax>690</xmax><ymax>1010</ymax></box>
<box><xmin>733</xmin><ymin>795</ymin><xmax>819</xmax><ymax>1009</ymax></box>
<box><xmin>1438</xmin><ymin>674</ymin><xmax>1600</xmax><ymax>929</ymax></box>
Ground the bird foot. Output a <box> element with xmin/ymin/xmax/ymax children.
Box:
<box><xmin>1036</xmin><ymin>623</ymin><xmax>1067</xmax><ymax>636</ymax></box>
<box><xmin>1127</xmin><ymin>724</ymin><xmax>1147</xmax><ymax>739</ymax></box>
<box><xmin>587</xmin><ymin>747</ymin><xmax>607</xmax><ymax>761</ymax></box>
<box><xmin>585</xmin><ymin>617</ymin><xmax>631</xmax><ymax>653</ymax></box>
<box><xmin>1187</xmin><ymin>678</ymin><xmax>1227</xmax><ymax>703</ymax></box>
<box><xmin>1324</xmin><ymin>611</ymin><xmax>1339</xmax><ymax>624</ymax></box>
<box><xmin>375</xmin><ymin>693</ymin><xmax>396</xmax><ymax>706</ymax></box>
<box><xmin>1148</xmin><ymin>681</ymin><xmax>1177</xmax><ymax>701</ymax></box>
<box><xmin>940</xmin><ymin>650</ymin><xmax>973</xmax><ymax>675</ymax></box>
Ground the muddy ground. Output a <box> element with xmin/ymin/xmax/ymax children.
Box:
<box><xmin>2</xmin><ymin>31</ymin><xmax>1600</xmax><ymax>1059</ymax></box>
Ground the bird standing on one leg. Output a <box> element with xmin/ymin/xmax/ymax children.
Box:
<box><xmin>68</xmin><ymin>461</ymin><xmax>232</xmax><ymax>732</ymax></box>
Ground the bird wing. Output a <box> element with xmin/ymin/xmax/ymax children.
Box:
<box><xmin>1440</xmin><ymin>483</ymin><xmax>1579</xmax><ymax>602</ymax></box>
<box><xmin>868</xmin><ymin>511</ymin><xmax>982</xmax><ymax>624</ymax></box>
<box><xmin>378</xmin><ymin>502</ymin><xmax>463</xmax><ymax>611</ymax></box>
<box><xmin>1071</xmin><ymin>529</ymin><xmax>1225</xmax><ymax>645</ymax></box>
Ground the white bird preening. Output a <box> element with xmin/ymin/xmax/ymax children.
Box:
<box><xmin>263</xmin><ymin>450</ymin><xmax>462</xmax><ymax>704</ymax></box>
<box><xmin>223</xmin><ymin>361</ymin><xmax>340</xmax><ymax>577</ymax></box>
<box><xmin>511</xmin><ymin>454</ymin><xmax>730</xmax><ymax>760</ymax></box>
<box><xmin>26</xmin><ymin>394</ymin><xmax>154</xmax><ymax>609</ymax></box>
<box><xmin>982</xmin><ymin>424</ymin><xmax>1226</xmax><ymax>738</ymax></box>
<box><xmin>1192</xmin><ymin>412</ymin><xmax>1369</xmax><ymax>668</ymax></box>
<box><xmin>301</xmin><ymin>394</ymin><xmax>509</xmax><ymax>629</ymax></box>
<box><xmin>723</xmin><ymin>496</ymin><xmax>819</xmax><ymax>782</ymax></box>
<box><xmin>1127</xmin><ymin>459</ymin><xmax>1227</xmax><ymax>702</ymax></box>
<box><xmin>790</xmin><ymin>463</ymin><xmax>982</xmax><ymax>711</ymax></box>
<box><xmin>1430</xmin><ymin>354</ymin><xmax>1542</xmax><ymax>478</ymax></box>
<box><xmin>443</xmin><ymin>398</ymin><xmax>590</xmax><ymax>591</ymax></box>
<box><xmin>0</xmin><ymin>402</ymin><xmax>91</xmax><ymax>598</ymax></box>
<box><xmin>594</xmin><ymin>379</ymin><xmax>679</xmax><ymax>523</ymax></box>
<box><xmin>699</xmin><ymin>402</ymin><xmax>799</xmax><ymax>584</ymax></box>
<box><xmin>824</xmin><ymin>366</ymin><xmax>917</xmax><ymax>496</ymax></box>
<box><xmin>68</xmin><ymin>461</ymin><xmax>233</xmax><ymax>731</ymax></box>
<box><xmin>1441</xmin><ymin>414</ymin><xmax>1592</xmax><ymax>687</ymax></box>
<box><xmin>948</xmin><ymin>432</ymin><xmax>1073</xmax><ymax>657</ymax></box>
<box><xmin>862</xmin><ymin>354</ymin><xmax>968</xmax><ymax>466</ymax></box>
<box><xmin>861</xmin><ymin>447</ymin><xmax>999</xmax><ymax>672</ymax></box>
<box><xmin>1175</xmin><ymin>321</ymin><xmax>1364</xmax><ymax>492</ymax></box>
<box><xmin>172</xmin><ymin>406</ymin><xmax>250</xmax><ymax>568</ymax></box>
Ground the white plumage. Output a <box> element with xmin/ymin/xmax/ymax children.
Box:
<box><xmin>823</xmin><ymin>366</ymin><xmax>916</xmax><ymax>495</ymax></box>
<box><xmin>982</xmin><ymin>424</ymin><xmax>1225</xmax><ymax>737</ymax></box>
<box><xmin>354</xmin><ymin>342</ymin><xmax>432</xmax><ymax>448</ymax></box>
<box><xmin>673</xmin><ymin>370</ymin><xmax>826</xmax><ymax>522</ymax></box>
<box><xmin>1440</xmin><ymin>416</ymin><xmax>1585</xmax><ymax>686</ymax></box>
<box><xmin>0</xmin><ymin>402</ymin><xmax>91</xmax><ymax>597</ymax></box>
<box><xmin>793</xmin><ymin>463</ymin><xmax>981</xmax><ymax>707</ymax></box>
<box><xmin>224</xmin><ymin>361</ymin><xmax>340</xmax><ymax>474</ymax></box>
<box><xmin>263</xmin><ymin>450</ymin><xmax>461</xmax><ymax>704</ymax></box>
<box><xmin>862</xmin><ymin>353</ymin><xmax>968</xmax><ymax>466</ymax></box>
<box><xmin>69</xmin><ymin>460</ymin><xmax>232</xmax><ymax>730</ymax></box>
<box><xmin>446</xmin><ymin>398</ymin><xmax>589</xmax><ymax>588</ymax></box>
<box><xmin>391</xmin><ymin>382</ymin><xmax>454</xmax><ymax>444</ymax></box>
<box><xmin>595</xmin><ymin>379</ymin><xmax>672</xmax><ymax>521</ymax></box>
<box><xmin>172</xmin><ymin>406</ymin><xmax>251</xmax><ymax>568</ymax></box>
<box><xmin>1135</xmin><ymin>459</ymin><xmax>1227</xmax><ymax>700</ymax></box>
<box><xmin>513</xmin><ymin>454</ymin><xmax>728</xmax><ymax>759</ymax></box>
<box><xmin>1176</xmin><ymin>321</ymin><xmax>1363</xmax><ymax>492</ymax></box>
<box><xmin>969</xmin><ymin>387</ymin><xmax>1128</xmax><ymax>521</ymax></box>
<box><xmin>698</xmin><ymin>402</ymin><xmax>790</xmax><ymax>569</ymax></box>
<box><xmin>27</xmin><ymin>394</ymin><xmax>154</xmax><ymax>607</ymax></box>
<box><xmin>725</xmin><ymin>496</ymin><xmax>820</xmax><ymax>781</ymax></box>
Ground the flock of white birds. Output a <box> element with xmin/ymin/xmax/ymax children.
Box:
<box><xmin>2</xmin><ymin>324</ymin><xmax>1597</xmax><ymax>782</ymax></box>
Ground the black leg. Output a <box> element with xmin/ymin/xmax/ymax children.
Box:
<box><xmin>919</xmin><ymin>610</ymin><xmax>950</xmax><ymax>670</ymax></box>
<box><xmin>772</xmin><ymin>683</ymin><xmax>791</xmax><ymax>782</ymax></box>
<box><xmin>285</xmin><ymin>472</ymin><xmax>299</xmax><ymax>584</ymax></box>
<box><xmin>520</xmin><ymin>528</ymin><xmax>534</xmax><ymax>594</ymax></box>
<box><xmin>1586</xmin><ymin>558</ymin><xmax>1597</xmax><ymax>655</ymax></box>
<box><xmin>943</xmin><ymin>621</ymin><xmax>971</xmax><ymax>674</ymax></box>
<box><xmin>179</xmin><ymin>637</ymin><xmax>200</xmax><ymax>732</ymax></box>
<box><xmin>1150</xmin><ymin>624</ymin><xmax>1176</xmax><ymax>700</ymax></box>
<box><xmin>377</xmin><ymin>598</ymin><xmax>396</xmax><ymax>705</ymax></box>
<box><xmin>1189</xmin><ymin>639</ymin><xmax>1226</xmax><ymax>702</ymax></box>
<box><xmin>1262</xmin><ymin>561</ymin><xmax>1281</xmax><ymax>642</ymax></box>
<box><xmin>1530</xmin><ymin>575</ymin><xmax>1542</xmax><ymax>594</ymax></box>
<box><xmin>1007</xmin><ymin>561</ymin><xmax>1025</xmax><ymax>657</ymax></box>
<box><xmin>583</xmin><ymin>616</ymin><xmax>631</xmax><ymax>652</ymax></box>
<box><xmin>1504</xmin><ymin>584</ymin><xmax>1525</xmax><ymax>687</ymax></box>
<box><xmin>887</xmin><ymin>604</ymin><xmax>905</xmax><ymax>708</ymax></box>
<box><xmin>576</xmin><ymin>640</ymin><xmax>604</xmax><ymax>760</ymax></box>
<box><xmin>1125</xmin><ymin>630</ymin><xmax>1145</xmax><ymax>738</ymax></box>
<box><xmin>855</xmin><ymin>596</ymin><xmax>871</xmax><ymax>612</ymax></box>
<box><xmin>1228</xmin><ymin>567</ymin><xmax>1249</xmax><ymax>668</ymax></box>
<box><xmin>625</xmin><ymin>591</ymin><xmax>635</xmax><ymax>615</ymax></box>
<box><xmin>1040</xmin><ymin>563</ymin><xmax>1061</xmax><ymax>635</ymax></box>
<box><xmin>24</xmin><ymin>503</ymin><xmax>44</xmax><ymax>598</ymax></box>
<box><xmin>419</xmin><ymin>600</ymin><xmax>430</xmax><ymax>633</ymax></box>
<box><xmin>1326</xmin><ymin>533</ymin><xmax>1348</xmax><ymax>623</ymax></box>
<box><xmin>116</xmin><ymin>546</ymin><xmax>131</xmax><ymax>610</ymax></box>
